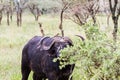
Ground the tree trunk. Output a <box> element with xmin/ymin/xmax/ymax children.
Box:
<box><xmin>109</xmin><ymin>0</ymin><xmax>119</xmax><ymax>43</ymax></box>
<box><xmin>0</xmin><ymin>0</ymin><xmax>3</xmax><ymax>3</ymax></box>
<box><xmin>34</xmin><ymin>15</ymin><xmax>38</xmax><ymax>21</ymax></box>
<box><xmin>7</xmin><ymin>12</ymin><xmax>10</xmax><ymax>26</ymax></box>
<box><xmin>10</xmin><ymin>15</ymin><xmax>12</xmax><ymax>22</ymax></box>
<box><xmin>10</xmin><ymin>11</ymin><xmax>13</xmax><ymax>22</ymax></box>
<box><xmin>20</xmin><ymin>11</ymin><xmax>22</xmax><ymax>26</ymax></box>
<box><xmin>36</xmin><ymin>15</ymin><xmax>39</xmax><ymax>21</ymax></box>
<box><xmin>17</xmin><ymin>12</ymin><xmax>20</xmax><ymax>26</ymax></box>
<box><xmin>112</xmin><ymin>16</ymin><xmax>118</xmax><ymax>42</ymax></box>
<box><xmin>92</xmin><ymin>14</ymin><xmax>96</xmax><ymax>25</ymax></box>
<box><xmin>0</xmin><ymin>11</ymin><xmax>2</xmax><ymax>25</ymax></box>
<box><xmin>17</xmin><ymin>10</ymin><xmax>22</xmax><ymax>27</ymax></box>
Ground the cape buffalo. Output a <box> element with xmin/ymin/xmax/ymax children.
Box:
<box><xmin>21</xmin><ymin>36</ymin><xmax>74</xmax><ymax>80</ymax></box>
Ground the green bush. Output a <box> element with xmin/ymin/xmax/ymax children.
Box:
<box><xmin>58</xmin><ymin>23</ymin><xmax>120</xmax><ymax>80</ymax></box>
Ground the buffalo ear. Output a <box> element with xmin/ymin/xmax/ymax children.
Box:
<box><xmin>42</xmin><ymin>38</ymin><xmax>55</xmax><ymax>50</ymax></box>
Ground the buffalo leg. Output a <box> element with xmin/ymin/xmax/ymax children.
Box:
<box><xmin>21</xmin><ymin>66</ymin><xmax>31</xmax><ymax>80</ymax></box>
<box><xmin>33</xmin><ymin>73</ymin><xmax>41</xmax><ymax>80</ymax></box>
<box><xmin>21</xmin><ymin>54</ymin><xmax>31</xmax><ymax>80</ymax></box>
<box><xmin>33</xmin><ymin>73</ymin><xmax>46</xmax><ymax>80</ymax></box>
<box><xmin>33</xmin><ymin>73</ymin><xmax>37</xmax><ymax>80</ymax></box>
<box><xmin>47</xmin><ymin>72</ymin><xmax>58</xmax><ymax>80</ymax></box>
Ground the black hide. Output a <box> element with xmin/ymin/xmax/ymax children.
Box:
<box><xmin>21</xmin><ymin>36</ymin><xmax>74</xmax><ymax>80</ymax></box>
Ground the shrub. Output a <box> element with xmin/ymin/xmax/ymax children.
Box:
<box><xmin>58</xmin><ymin>23</ymin><xmax>120</xmax><ymax>80</ymax></box>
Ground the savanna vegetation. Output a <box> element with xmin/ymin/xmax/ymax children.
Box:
<box><xmin>0</xmin><ymin>0</ymin><xmax>120</xmax><ymax>80</ymax></box>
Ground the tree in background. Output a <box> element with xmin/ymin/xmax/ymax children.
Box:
<box><xmin>0</xmin><ymin>0</ymin><xmax>13</xmax><ymax>25</ymax></box>
<box><xmin>4</xmin><ymin>3</ymin><xmax>13</xmax><ymax>26</ymax></box>
<box><xmin>14</xmin><ymin>0</ymin><xmax>22</xmax><ymax>26</ymax></box>
<box><xmin>85</xmin><ymin>0</ymin><xmax>99</xmax><ymax>25</ymax></box>
<box><xmin>67</xmin><ymin>4</ymin><xmax>89</xmax><ymax>25</ymax></box>
<box><xmin>66</xmin><ymin>0</ymin><xmax>99</xmax><ymax>26</ymax></box>
<box><xmin>0</xmin><ymin>3</ymin><xmax>4</xmax><ymax>25</ymax></box>
<box><xmin>58</xmin><ymin>0</ymin><xmax>70</xmax><ymax>37</ymax></box>
<box><xmin>14</xmin><ymin>0</ymin><xmax>28</xmax><ymax>26</ymax></box>
<box><xmin>0</xmin><ymin>0</ymin><xmax>2</xmax><ymax>3</ymax></box>
<box><xmin>109</xmin><ymin>0</ymin><xmax>120</xmax><ymax>43</ymax></box>
<box><xmin>26</xmin><ymin>1</ymin><xmax>41</xmax><ymax>21</ymax></box>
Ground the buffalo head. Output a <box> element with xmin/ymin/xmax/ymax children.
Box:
<box><xmin>40</xmin><ymin>36</ymin><xmax>73</xmax><ymax>57</ymax></box>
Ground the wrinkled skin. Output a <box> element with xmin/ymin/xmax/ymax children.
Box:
<box><xmin>21</xmin><ymin>36</ymin><xmax>74</xmax><ymax>80</ymax></box>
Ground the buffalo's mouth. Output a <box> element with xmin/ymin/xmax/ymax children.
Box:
<box><xmin>54</xmin><ymin>39</ymin><xmax>72</xmax><ymax>58</ymax></box>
